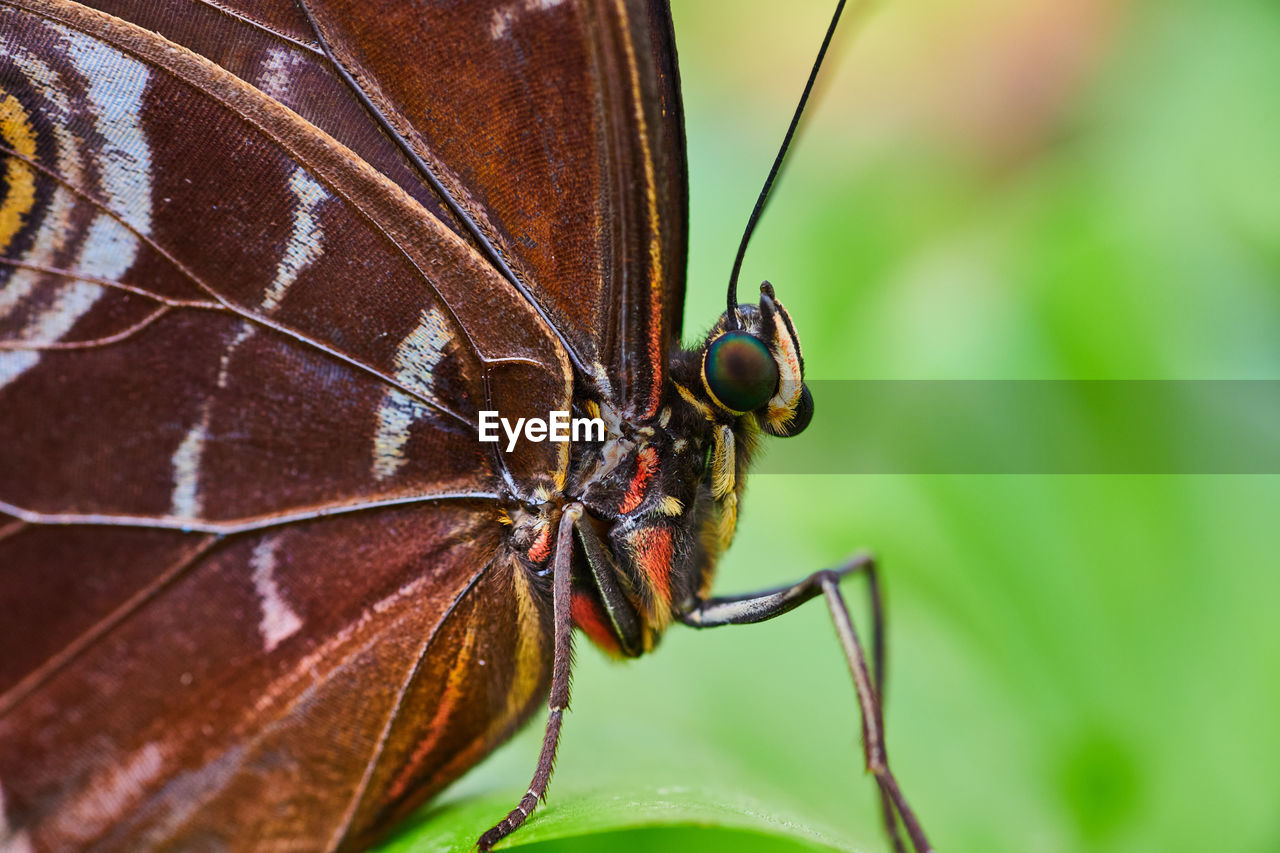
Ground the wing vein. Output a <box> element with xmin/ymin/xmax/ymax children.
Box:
<box><xmin>0</xmin><ymin>491</ymin><xmax>502</xmax><ymax>535</ymax></box>
<box><xmin>186</xmin><ymin>0</ymin><xmax>325</xmax><ymax>56</ymax></box>
<box><xmin>326</xmin><ymin>554</ymin><xmax>498</xmax><ymax>852</ymax></box>
<box><xmin>0</xmin><ymin>533</ymin><xmax>220</xmax><ymax>716</ymax></box>
<box><xmin>0</xmin><ymin>305</ymin><xmax>169</xmax><ymax>350</ymax></box>
<box><xmin>295</xmin><ymin>0</ymin><xmax>591</xmax><ymax>381</ymax></box>
<box><xmin>0</xmin><ymin>257</ymin><xmax>224</xmax><ymax>309</ymax></box>
<box><xmin>0</xmin><ymin>139</ymin><xmax>474</xmax><ymax>430</ymax></box>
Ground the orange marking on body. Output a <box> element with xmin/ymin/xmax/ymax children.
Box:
<box><xmin>571</xmin><ymin>591</ymin><xmax>622</xmax><ymax>657</ymax></box>
<box><xmin>619</xmin><ymin>446</ymin><xmax>658</xmax><ymax>514</ymax></box>
<box><xmin>527</xmin><ymin>523</ymin><xmax>552</xmax><ymax>563</ymax></box>
<box><xmin>630</xmin><ymin>526</ymin><xmax>674</xmax><ymax>604</ymax></box>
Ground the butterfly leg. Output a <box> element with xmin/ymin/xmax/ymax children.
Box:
<box><xmin>477</xmin><ymin>503</ymin><xmax>583</xmax><ymax>851</ymax></box>
<box><xmin>676</xmin><ymin>553</ymin><xmax>932</xmax><ymax>853</ymax></box>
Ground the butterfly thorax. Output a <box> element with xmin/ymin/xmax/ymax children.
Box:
<box><xmin>509</xmin><ymin>285</ymin><xmax>813</xmax><ymax>657</ymax></box>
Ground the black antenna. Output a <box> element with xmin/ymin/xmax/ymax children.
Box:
<box><xmin>725</xmin><ymin>0</ymin><xmax>849</xmax><ymax>330</ymax></box>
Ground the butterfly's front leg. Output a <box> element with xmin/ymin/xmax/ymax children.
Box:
<box><xmin>676</xmin><ymin>554</ymin><xmax>932</xmax><ymax>853</ymax></box>
<box><xmin>477</xmin><ymin>504</ymin><xmax>583</xmax><ymax>851</ymax></box>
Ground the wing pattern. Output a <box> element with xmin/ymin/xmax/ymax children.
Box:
<box><xmin>0</xmin><ymin>0</ymin><xmax>688</xmax><ymax>847</ymax></box>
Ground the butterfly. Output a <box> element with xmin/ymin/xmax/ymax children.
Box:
<box><xmin>0</xmin><ymin>0</ymin><xmax>930</xmax><ymax>850</ymax></box>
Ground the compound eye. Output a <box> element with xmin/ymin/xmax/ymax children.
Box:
<box><xmin>703</xmin><ymin>331</ymin><xmax>779</xmax><ymax>413</ymax></box>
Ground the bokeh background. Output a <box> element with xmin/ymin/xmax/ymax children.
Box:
<box><xmin>393</xmin><ymin>0</ymin><xmax>1280</xmax><ymax>850</ymax></box>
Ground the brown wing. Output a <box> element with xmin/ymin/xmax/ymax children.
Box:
<box><xmin>0</xmin><ymin>0</ymin><xmax>566</xmax><ymax>847</ymax></box>
<box><xmin>294</xmin><ymin>0</ymin><xmax>688</xmax><ymax>417</ymax></box>
<box><xmin>0</xmin><ymin>0</ymin><xmax>571</xmax><ymax>524</ymax></box>
<box><xmin>0</xmin><ymin>505</ymin><xmax>552</xmax><ymax>851</ymax></box>
<box><xmin>80</xmin><ymin>0</ymin><xmax>481</xmax><ymax>261</ymax></box>
<box><xmin>65</xmin><ymin>0</ymin><xmax>687</xmax><ymax>418</ymax></box>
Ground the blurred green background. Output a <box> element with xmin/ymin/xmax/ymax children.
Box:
<box><xmin>393</xmin><ymin>0</ymin><xmax>1280</xmax><ymax>850</ymax></box>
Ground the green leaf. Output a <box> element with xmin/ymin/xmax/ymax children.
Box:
<box><xmin>382</xmin><ymin>787</ymin><xmax>863</xmax><ymax>853</ymax></box>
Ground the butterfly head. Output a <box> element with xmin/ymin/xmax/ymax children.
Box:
<box><xmin>552</xmin><ymin>285</ymin><xmax>813</xmax><ymax>658</ymax></box>
<box><xmin>699</xmin><ymin>282</ymin><xmax>813</xmax><ymax>438</ymax></box>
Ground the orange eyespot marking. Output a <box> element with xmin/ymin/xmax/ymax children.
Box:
<box><xmin>527</xmin><ymin>524</ymin><xmax>552</xmax><ymax>563</ymax></box>
<box><xmin>630</xmin><ymin>526</ymin><xmax>674</xmax><ymax>604</ymax></box>
<box><xmin>618</xmin><ymin>445</ymin><xmax>659</xmax><ymax>514</ymax></box>
<box><xmin>0</xmin><ymin>92</ymin><xmax>38</xmax><ymax>254</ymax></box>
<box><xmin>571</xmin><ymin>591</ymin><xmax>623</xmax><ymax>657</ymax></box>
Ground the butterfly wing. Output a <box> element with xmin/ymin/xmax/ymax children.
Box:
<box><xmin>0</xmin><ymin>0</ymin><xmax>575</xmax><ymax>521</ymax></box>
<box><xmin>0</xmin><ymin>0</ymin><xmax>566</xmax><ymax>846</ymax></box>
<box><xmin>0</xmin><ymin>505</ymin><xmax>552</xmax><ymax>850</ymax></box>
<box><xmin>296</xmin><ymin>0</ymin><xmax>688</xmax><ymax>417</ymax></box>
<box><xmin>67</xmin><ymin>0</ymin><xmax>688</xmax><ymax>417</ymax></box>
<box><xmin>79</xmin><ymin>0</ymin><xmax>485</xmax><ymax>269</ymax></box>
